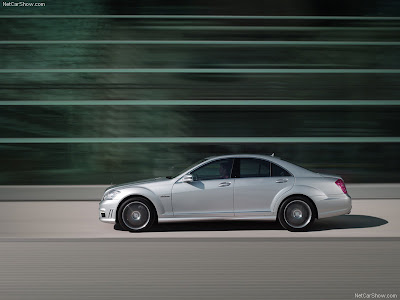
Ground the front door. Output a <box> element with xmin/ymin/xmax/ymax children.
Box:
<box><xmin>171</xmin><ymin>158</ymin><xmax>234</xmax><ymax>217</ymax></box>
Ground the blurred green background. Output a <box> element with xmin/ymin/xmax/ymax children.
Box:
<box><xmin>1</xmin><ymin>0</ymin><xmax>400</xmax><ymax>184</ymax></box>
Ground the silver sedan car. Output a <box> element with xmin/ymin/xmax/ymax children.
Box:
<box><xmin>99</xmin><ymin>154</ymin><xmax>351</xmax><ymax>232</ymax></box>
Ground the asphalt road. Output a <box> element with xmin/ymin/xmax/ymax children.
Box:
<box><xmin>0</xmin><ymin>200</ymin><xmax>398</xmax><ymax>238</ymax></box>
<box><xmin>0</xmin><ymin>200</ymin><xmax>399</xmax><ymax>300</ymax></box>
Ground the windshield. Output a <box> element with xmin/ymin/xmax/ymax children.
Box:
<box><xmin>166</xmin><ymin>158</ymin><xmax>208</xmax><ymax>179</ymax></box>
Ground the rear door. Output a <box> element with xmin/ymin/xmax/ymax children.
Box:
<box><xmin>233</xmin><ymin>158</ymin><xmax>294</xmax><ymax>216</ymax></box>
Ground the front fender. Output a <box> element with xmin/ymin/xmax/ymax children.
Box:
<box><xmin>117</xmin><ymin>186</ymin><xmax>166</xmax><ymax>216</ymax></box>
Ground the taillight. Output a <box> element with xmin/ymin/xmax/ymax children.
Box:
<box><xmin>335</xmin><ymin>179</ymin><xmax>347</xmax><ymax>194</ymax></box>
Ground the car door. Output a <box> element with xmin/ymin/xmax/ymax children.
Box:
<box><xmin>233</xmin><ymin>158</ymin><xmax>294</xmax><ymax>216</ymax></box>
<box><xmin>171</xmin><ymin>158</ymin><xmax>234</xmax><ymax>217</ymax></box>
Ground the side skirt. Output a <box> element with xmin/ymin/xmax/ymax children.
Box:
<box><xmin>158</xmin><ymin>216</ymin><xmax>277</xmax><ymax>223</ymax></box>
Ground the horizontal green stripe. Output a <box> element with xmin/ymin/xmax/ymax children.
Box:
<box><xmin>1</xmin><ymin>100</ymin><xmax>400</xmax><ymax>106</ymax></box>
<box><xmin>0</xmin><ymin>137</ymin><xmax>399</xmax><ymax>143</ymax></box>
<box><xmin>1</xmin><ymin>68</ymin><xmax>399</xmax><ymax>73</ymax></box>
<box><xmin>1</xmin><ymin>15</ymin><xmax>400</xmax><ymax>20</ymax></box>
<box><xmin>2</xmin><ymin>40</ymin><xmax>400</xmax><ymax>46</ymax></box>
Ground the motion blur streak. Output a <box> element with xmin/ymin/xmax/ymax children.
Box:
<box><xmin>1</xmin><ymin>100</ymin><xmax>400</xmax><ymax>106</ymax></box>
<box><xmin>0</xmin><ymin>239</ymin><xmax>398</xmax><ymax>300</ymax></box>
<box><xmin>1</xmin><ymin>2</ymin><xmax>400</xmax><ymax>299</ymax></box>
<box><xmin>1</xmin><ymin>1</ymin><xmax>400</xmax><ymax>186</ymax></box>
<box><xmin>0</xmin><ymin>198</ymin><xmax>397</xmax><ymax>299</ymax></box>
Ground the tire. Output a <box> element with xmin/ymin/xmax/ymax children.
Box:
<box><xmin>278</xmin><ymin>196</ymin><xmax>315</xmax><ymax>232</ymax></box>
<box><xmin>117</xmin><ymin>197</ymin><xmax>156</xmax><ymax>232</ymax></box>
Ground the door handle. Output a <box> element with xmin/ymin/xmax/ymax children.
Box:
<box><xmin>218</xmin><ymin>182</ymin><xmax>231</xmax><ymax>187</ymax></box>
<box><xmin>275</xmin><ymin>178</ymin><xmax>288</xmax><ymax>183</ymax></box>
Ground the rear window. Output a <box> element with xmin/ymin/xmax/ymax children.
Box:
<box><xmin>271</xmin><ymin>163</ymin><xmax>292</xmax><ymax>177</ymax></box>
<box><xmin>239</xmin><ymin>158</ymin><xmax>270</xmax><ymax>178</ymax></box>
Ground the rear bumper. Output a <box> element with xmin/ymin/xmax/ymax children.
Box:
<box><xmin>315</xmin><ymin>193</ymin><xmax>352</xmax><ymax>219</ymax></box>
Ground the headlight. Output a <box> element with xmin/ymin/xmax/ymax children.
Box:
<box><xmin>104</xmin><ymin>190</ymin><xmax>121</xmax><ymax>200</ymax></box>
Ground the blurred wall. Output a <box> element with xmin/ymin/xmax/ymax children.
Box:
<box><xmin>0</xmin><ymin>0</ymin><xmax>399</xmax><ymax>184</ymax></box>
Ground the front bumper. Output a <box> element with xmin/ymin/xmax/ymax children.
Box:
<box><xmin>99</xmin><ymin>199</ymin><xmax>118</xmax><ymax>224</ymax></box>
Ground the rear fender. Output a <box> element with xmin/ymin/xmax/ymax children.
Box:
<box><xmin>271</xmin><ymin>185</ymin><xmax>327</xmax><ymax>214</ymax></box>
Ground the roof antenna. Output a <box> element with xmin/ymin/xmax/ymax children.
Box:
<box><xmin>271</xmin><ymin>153</ymin><xmax>274</xmax><ymax>157</ymax></box>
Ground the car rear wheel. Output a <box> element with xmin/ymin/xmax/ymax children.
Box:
<box><xmin>118</xmin><ymin>197</ymin><xmax>156</xmax><ymax>232</ymax></box>
<box><xmin>278</xmin><ymin>196</ymin><xmax>315</xmax><ymax>232</ymax></box>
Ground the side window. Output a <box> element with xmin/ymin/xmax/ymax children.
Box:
<box><xmin>239</xmin><ymin>158</ymin><xmax>270</xmax><ymax>178</ymax></box>
<box><xmin>271</xmin><ymin>163</ymin><xmax>291</xmax><ymax>177</ymax></box>
<box><xmin>191</xmin><ymin>159</ymin><xmax>234</xmax><ymax>181</ymax></box>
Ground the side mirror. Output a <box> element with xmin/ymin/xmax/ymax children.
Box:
<box><xmin>182</xmin><ymin>174</ymin><xmax>193</xmax><ymax>183</ymax></box>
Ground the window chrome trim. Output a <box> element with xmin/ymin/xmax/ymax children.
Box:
<box><xmin>188</xmin><ymin>158</ymin><xmax>235</xmax><ymax>181</ymax></box>
<box><xmin>235</xmin><ymin>157</ymin><xmax>294</xmax><ymax>179</ymax></box>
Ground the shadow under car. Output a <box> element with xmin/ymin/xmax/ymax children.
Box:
<box><xmin>114</xmin><ymin>214</ymin><xmax>388</xmax><ymax>232</ymax></box>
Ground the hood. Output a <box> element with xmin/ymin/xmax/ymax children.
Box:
<box><xmin>106</xmin><ymin>177</ymin><xmax>171</xmax><ymax>191</ymax></box>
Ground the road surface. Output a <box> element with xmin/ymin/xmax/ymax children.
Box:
<box><xmin>0</xmin><ymin>199</ymin><xmax>398</xmax><ymax>300</ymax></box>
<box><xmin>0</xmin><ymin>199</ymin><xmax>397</xmax><ymax>238</ymax></box>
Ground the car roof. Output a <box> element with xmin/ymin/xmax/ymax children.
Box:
<box><xmin>203</xmin><ymin>154</ymin><xmax>316</xmax><ymax>177</ymax></box>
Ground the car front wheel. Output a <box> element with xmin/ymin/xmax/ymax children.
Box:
<box><xmin>118</xmin><ymin>197</ymin><xmax>156</xmax><ymax>232</ymax></box>
<box><xmin>278</xmin><ymin>196</ymin><xmax>315</xmax><ymax>232</ymax></box>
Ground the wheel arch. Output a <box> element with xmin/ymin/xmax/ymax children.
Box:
<box><xmin>115</xmin><ymin>194</ymin><xmax>159</xmax><ymax>224</ymax></box>
<box><xmin>276</xmin><ymin>194</ymin><xmax>319</xmax><ymax>219</ymax></box>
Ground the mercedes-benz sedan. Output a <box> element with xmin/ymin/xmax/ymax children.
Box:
<box><xmin>99</xmin><ymin>154</ymin><xmax>351</xmax><ymax>232</ymax></box>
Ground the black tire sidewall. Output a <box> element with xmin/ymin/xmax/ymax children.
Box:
<box><xmin>118</xmin><ymin>197</ymin><xmax>156</xmax><ymax>232</ymax></box>
<box><xmin>278</xmin><ymin>196</ymin><xmax>315</xmax><ymax>232</ymax></box>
